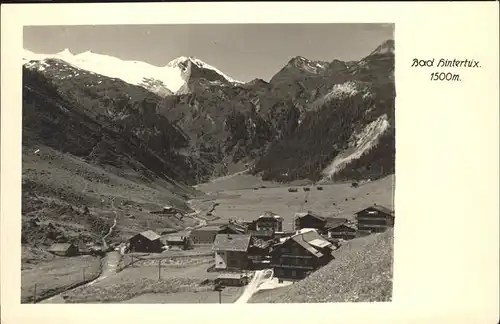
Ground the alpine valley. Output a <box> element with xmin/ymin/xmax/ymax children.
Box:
<box><xmin>21</xmin><ymin>40</ymin><xmax>395</xmax><ymax>259</ymax></box>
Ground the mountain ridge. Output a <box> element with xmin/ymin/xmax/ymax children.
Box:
<box><xmin>22</xmin><ymin>49</ymin><xmax>242</xmax><ymax>96</ymax></box>
<box><xmin>22</xmin><ymin>39</ymin><xmax>395</xmax><ymax>185</ymax></box>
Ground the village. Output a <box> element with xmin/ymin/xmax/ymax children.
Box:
<box><xmin>43</xmin><ymin>181</ymin><xmax>395</xmax><ymax>303</ymax></box>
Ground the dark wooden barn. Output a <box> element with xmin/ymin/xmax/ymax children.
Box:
<box><xmin>294</xmin><ymin>211</ymin><xmax>327</xmax><ymax>231</ymax></box>
<box><xmin>128</xmin><ymin>230</ymin><xmax>163</xmax><ymax>253</ymax></box>
<box><xmin>355</xmin><ymin>205</ymin><xmax>395</xmax><ymax>233</ymax></box>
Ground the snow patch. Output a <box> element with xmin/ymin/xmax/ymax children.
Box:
<box><xmin>321</xmin><ymin>114</ymin><xmax>390</xmax><ymax>181</ymax></box>
<box><xmin>310</xmin><ymin>81</ymin><xmax>367</xmax><ymax>111</ymax></box>
<box><xmin>22</xmin><ymin>49</ymin><xmax>241</xmax><ymax>95</ymax></box>
<box><xmin>323</xmin><ymin>81</ymin><xmax>360</xmax><ymax>101</ymax></box>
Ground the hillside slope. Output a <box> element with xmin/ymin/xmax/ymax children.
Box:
<box><xmin>22</xmin><ymin>66</ymin><xmax>201</xmax><ymax>261</ymax></box>
<box><xmin>253</xmin><ymin>43</ymin><xmax>395</xmax><ymax>182</ymax></box>
<box><xmin>250</xmin><ymin>229</ymin><xmax>394</xmax><ymax>303</ymax></box>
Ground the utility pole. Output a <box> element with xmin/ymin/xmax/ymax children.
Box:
<box><xmin>33</xmin><ymin>284</ymin><xmax>37</xmax><ymax>304</ymax></box>
<box><xmin>214</xmin><ymin>284</ymin><xmax>224</xmax><ymax>304</ymax></box>
<box><xmin>158</xmin><ymin>259</ymin><xmax>161</xmax><ymax>280</ymax></box>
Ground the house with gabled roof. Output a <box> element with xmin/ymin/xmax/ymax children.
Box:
<box><xmin>323</xmin><ymin>217</ymin><xmax>356</xmax><ymax>241</ymax></box>
<box><xmin>294</xmin><ymin>211</ymin><xmax>327</xmax><ymax>231</ymax></box>
<box><xmin>212</xmin><ymin>234</ymin><xmax>252</xmax><ymax>270</ymax></box>
<box><xmin>355</xmin><ymin>204</ymin><xmax>395</xmax><ymax>233</ymax></box>
<box><xmin>271</xmin><ymin>229</ymin><xmax>336</xmax><ymax>281</ymax></box>
<box><xmin>161</xmin><ymin>230</ymin><xmax>192</xmax><ymax>250</ymax></box>
<box><xmin>128</xmin><ymin>230</ymin><xmax>163</xmax><ymax>253</ymax></box>
<box><xmin>48</xmin><ymin>243</ymin><xmax>79</xmax><ymax>257</ymax></box>
<box><xmin>256</xmin><ymin>211</ymin><xmax>283</xmax><ymax>232</ymax></box>
<box><xmin>327</xmin><ymin>224</ymin><xmax>357</xmax><ymax>241</ymax></box>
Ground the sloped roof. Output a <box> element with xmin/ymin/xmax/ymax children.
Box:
<box><xmin>221</xmin><ymin>224</ymin><xmax>247</xmax><ymax>234</ymax></box>
<box><xmin>164</xmin><ymin>236</ymin><xmax>185</xmax><ymax>243</ymax></box>
<box><xmin>213</xmin><ymin>234</ymin><xmax>251</xmax><ymax>252</ymax></box>
<box><xmin>193</xmin><ymin>225</ymin><xmax>223</xmax><ymax>232</ymax></box>
<box><xmin>295</xmin><ymin>211</ymin><xmax>326</xmax><ymax>221</ymax></box>
<box><xmin>259</xmin><ymin>211</ymin><xmax>282</xmax><ymax>220</ymax></box>
<box><xmin>308</xmin><ymin>238</ymin><xmax>332</xmax><ymax>249</ymax></box>
<box><xmin>292</xmin><ymin>235</ymin><xmax>323</xmax><ymax>258</ymax></box>
<box><xmin>325</xmin><ymin>217</ymin><xmax>348</xmax><ymax>229</ymax></box>
<box><xmin>48</xmin><ymin>243</ymin><xmax>74</xmax><ymax>252</ymax></box>
<box><xmin>356</xmin><ymin>205</ymin><xmax>394</xmax><ymax>216</ymax></box>
<box><xmin>301</xmin><ymin>230</ymin><xmax>332</xmax><ymax>249</ymax></box>
<box><xmin>138</xmin><ymin>230</ymin><xmax>161</xmax><ymax>241</ymax></box>
<box><xmin>328</xmin><ymin>224</ymin><xmax>357</xmax><ymax>232</ymax></box>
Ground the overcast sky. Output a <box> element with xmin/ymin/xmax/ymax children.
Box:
<box><xmin>24</xmin><ymin>24</ymin><xmax>394</xmax><ymax>82</ymax></box>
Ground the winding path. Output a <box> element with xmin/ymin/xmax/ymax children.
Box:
<box><xmin>184</xmin><ymin>200</ymin><xmax>208</xmax><ymax>230</ymax></box>
<box><xmin>234</xmin><ymin>270</ymin><xmax>267</xmax><ymax>304</ymax></box>
<box><xmin>102</xmin><ymin>198</ymin><xmax>118</xmax><ymax>249</ymax></box>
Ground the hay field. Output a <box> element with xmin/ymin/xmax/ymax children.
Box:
<box><xmin>198</xmin><ymin>175</ymin><xmax>394</xmax><ymax>231</ymax></box>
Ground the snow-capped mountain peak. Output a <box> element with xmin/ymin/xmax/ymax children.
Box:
<box><xmin>288</xmin><ymin>56</ymin><xmax>329</xmax><ymax>74</ymax></box>
<box><xmin>57</xmin><ymin>48</ymin><xmax>73</xmax><ymax>57</ymax></box>
<box><xmin>165</xmin><ymin>56</ymin><xmax>242</xmax><ymax>84</ymax></box>
<box><xmin>368</xmin><ymin>39</ymin><xmax>394</xmax><ymax>56</ymax></box>
<box><xmin>22</xmin><ymin>49</ymin><xmax>242</xmax><ymax>95</ymax></box>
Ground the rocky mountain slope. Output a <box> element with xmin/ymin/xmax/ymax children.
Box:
<box><xmin>22</xmin><ymin>65</ymin><xmax>202</xmax><ymax>255</ymax></box>
<box><xmin>159</xmin><ymin>39</ymin><xmax>395</xmax><ymax>182</ymax></box>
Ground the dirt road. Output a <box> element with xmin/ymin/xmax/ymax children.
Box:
<box><xmin>184</xmin><ymin>200</ymin><xmax>208</xmax><ymax>230</ymax></box>
<box><xmin>234</xmin><ymin>270</ymin><xmax>267</xmax><ymax>304</ymax></box>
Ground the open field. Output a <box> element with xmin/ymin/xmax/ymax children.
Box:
<box><xmin>196</xmin><ymin>174</ymin><xmax>394</xmax><ymax>231</ymax></box>
<box><xmin>194</xmin><ymin>173</ymin><xmax>313</xmax><ymax>193</ymax></box>
<box><xmin>249</xmin><ymin>228</ymin><xmax>394</xmax><ymax>303</ymax></box>
<box><xmin>21</xmin><ymin>254</ymin><xmax>102</xmax><ymax>303</ymax></box>
<box><xmin>59</xmin><ymin>256</ymin><xmax>233</xmax><ymax>303</ymax></box>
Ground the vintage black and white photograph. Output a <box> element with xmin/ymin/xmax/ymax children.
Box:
<box><xmin>21</xmin><ymin>23</ymin><xmax>395</xmax><ymax>304</ymax></box>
